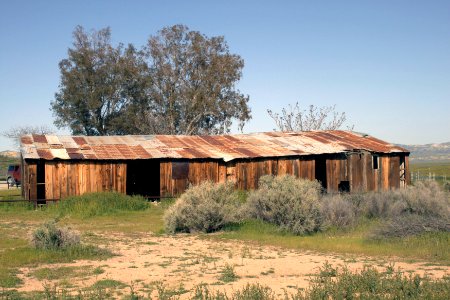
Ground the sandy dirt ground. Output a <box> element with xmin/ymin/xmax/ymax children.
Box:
<box><xmin>0</xmin><ymin>181</ymin><xmax>20</xmax><ymax>191</ymax></box>
<box><xmin>15</xmin><ymin>232</ymin><xmax>450</xmax><ymax>298</ymax></box>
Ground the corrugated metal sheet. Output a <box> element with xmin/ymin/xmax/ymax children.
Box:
<box><xmin>20</xmin><ymin>130</ymin><xmax>409</xmax><ymax>161</ymax></box>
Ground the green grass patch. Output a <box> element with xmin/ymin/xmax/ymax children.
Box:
<box><xmin>91</xmin><ymin>279</ymin><xmax>127</xmax><ymax>289</ymax></box>
<box><xmin>216</xmin><ymin>219</ymin><xmax>450</xmax><ymax>263</ymax></box>
<box><xmin>410</xmin><ymin>161</ymin><xmax>450</xmax><ymax>184</ymax></box>
<box><xmin>218</xmin><ymin>264</ymin><xmax>239</xmax><ymax>282</ymax></box>
<box><xmin>49</xmin><ymin>192</ymin><xmax>150</xmax><ymax>218</ymax></box>
<box><xmin>0</xmin><ymin>188</ymin><xmax>24</xmax><ymax>201</ymax></box>
<box><xmin>0</xmin><ymin>244</ymin><xmax>112</xmax><ymax>288</ymax></box>
<box><xmin>32</xmin><ymin>265</ymin><xmax>102</xmax><ymax>281</ymax></box>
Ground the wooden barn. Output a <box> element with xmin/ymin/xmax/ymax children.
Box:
<box><xmin>20</xmin><ymin>130</ymin><xmax>410</xmax><ymax>201</ymax></box>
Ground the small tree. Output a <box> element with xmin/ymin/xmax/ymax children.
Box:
<box><xmin>267</xmin><ymin>102</ymin><xmax>353</xmax><ymax>131</ymax></box>
<box><xmin>1</xmin><ymin>125</ymin><xmax>54</xmax><ymax>148</ymax></box>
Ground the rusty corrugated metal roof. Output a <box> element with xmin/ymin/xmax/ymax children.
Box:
<box><xmin>20</xmin><ymin>130</ymin><xmax>409</xmax><ymax>161</ymax></box>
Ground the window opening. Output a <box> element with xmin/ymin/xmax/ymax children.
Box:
<box><xmin>372</xmin><ymin>155</ymin><xmax>379</xmax><ymax>170</ymax></box>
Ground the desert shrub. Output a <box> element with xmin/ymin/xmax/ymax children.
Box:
<box><xmin>294</xmin><ymin>263</ymin><xmax>450</xmax><ymax>300</ymax></box>
<box><xmin>192</xmin><ymin>283</ymin><xmax>275</xmax><ymax>300</ymax></box>
<box><xmin>372</xmin><ymin>215</ymin><xmax>450</xmax><ymax>239</ymax></box>
<box><xmin>363</xmin><ymin>181</ymin><xmax>450</xmax><ymax>219</ymax></box>
<box><xmin>363</xmin><ymin>191</ymin><xmax>403</xmax><ymax>219</ymax></box>
<box><xmin>164</xmin><ymin>181</ymin><xmax>243</xmax><ymax>233</ymax></box>
<box><xmin>320</xmin><ymin>194</ymin><xmax>357</xmax><ymax>228</ymax></box>
<box><xmin>362</xmin><ymin>181</ymin><xmax>450</xmax><ymax>238</ymax></box>
<box><xmin>31</xmin><ymin>221</ymin><xmax>80</xmax><ymax>250</ymax></box>
<box><xmin>53</xmin><ymin>192</ymin><xmax>149</xmax><ymax>218</ymax></box>
<box><xmin>218</xmin><ymin>264</ymin><xmax>239</xmax><ymax>282</ymax></box>
<box><xmin>245</xmin><ymin>175</ymin><xmax>323</xmax><ymax>235</ymax></box>
<box><xmin>444</xmin><ymin>181</ymin><xmax>450</xmax><ymax>192</ymax></box>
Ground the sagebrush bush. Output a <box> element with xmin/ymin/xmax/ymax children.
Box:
<box><xmin>299</xmin><ymin>263</ymin><xmax>450</xmax><ymax>300</ymax></box>
<box><xmin>31</xmin><ymin>221</ymin><xmax>80</xmax><ymax>250</ymax></box>
<box><xmin>164</xmin><ymin>181</ymin><xmax>243</xmax><ymax>233</ymax></box>
<box><xmin>320</xmin><ymin>194</ymin><xmax>357</xmax><ymax>228</ymax></box>
<box><xmin>444</xmin><ymin>181</ymin><xmax>450</xmax><ymax>192</ymax></box>
<box><xmin>363</xmin><ymin>181</ymin><xmax>450</xmax><ymax>220</ymax></box>
<box><xmin>361</xmin><ymin>181</ymin><xmax>450</xmax><ymax>238</ymax></box>
<box><xmin>53</xmin><ymin>192</ymin><xmax>149</xmax><ymax>218</ymax></box>
<box><xmin>372</xmin><ymin>214</ymin><xmax>450</xmax><ymax>239</ymax></box>
<box><xmin>245</xmin><ymin>175</ymin><xmax>323</xmax><ymax>235</ymax></box>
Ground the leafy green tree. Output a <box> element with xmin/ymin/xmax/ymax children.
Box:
<box><xmin>51</xmin><ymin>25</ymin><xmax>251</xmax><ymax>136</ymax></box>
<box><xmin>52</xmin><ymin>26</ymin><xmax>144</xmax><ymax>135</ymax></box>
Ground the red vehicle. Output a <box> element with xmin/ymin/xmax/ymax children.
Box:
<box><xmin>6</xmin><ymin>164</ymin><xmax>21</xmax><ymax>186</ymax></box>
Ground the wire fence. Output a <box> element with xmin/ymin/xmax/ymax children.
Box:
<box><xmin>411</xmin><ymin>172</ymin><xmax>448</xmax><ymax>182</ymax></box>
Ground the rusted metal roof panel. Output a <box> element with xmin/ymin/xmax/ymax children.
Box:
<box><xmin>20</xmin><ymin>130</ymin><xmax>409</xmax><ymax>161</ymax></box>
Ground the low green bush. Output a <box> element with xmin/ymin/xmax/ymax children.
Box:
<box><xmin>245</xmin><ymin>175</ymin><xmax>323</xmax><ymax>235</ymax></box>
<box><xmin>164</xmin><ymin>181</ymin><xmax>243</xmax><ymax>233</ymax></box>
<box><xmin>31</xmin><ymin>221</ymin><xmax>80</xmax><ymax>250</ymax></box>
<box><xmin>296</xmin><ymin>263</ymin><xmax>450</xmax><ymax>300</ymax></box>
<box><xmin>52</xmin><ymin>192</ymin><xmax>149</xmax><ymax>218</ymax></box>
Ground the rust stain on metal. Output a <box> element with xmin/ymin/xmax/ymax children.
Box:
<box><xmin>36</xmin><ymin>149</ymin><xmax>53</xmax><ymax>160</ymax></box>
<box><xmin>73</xmin><ymin>137</ymin><xmax>87</xmax><ymax>146</ymax></box>
<box><xmin>21</xmin><ymin>130</ymin><xmax>409</xmax><ymax>161</ymax></box>
<box><xmin>20</xmin><ymin>136</ymin><xmax>33</xmax><ymax>145</ymax></box>
<box><xmin>32</xmin><ymin>134</ymin><xmax>47</xmax><ymax>144</ymax></box>
<box><xmin>68</xmin><ymin>153</ymin><xmax>84</xmax><ymax>159</ymax></box>
<box><xmin>49</xmin><ymin>144</ymin><xmax>64</xmax><ymax>149</ymax></box>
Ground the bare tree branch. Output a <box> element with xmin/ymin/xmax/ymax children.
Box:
<box><xmin>268</xmin><ymin>102</ymin><xmax>354</xmax><ymax>132</ymax></box>
<box><xmin>1</xmin><ymin>125</ymin><xmax>55</xmax><ymax>148</ymax></box>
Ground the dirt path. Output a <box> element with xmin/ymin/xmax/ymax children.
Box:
<box><xmin>16</xmin><ymin>232</ymin><xmax>450</xmax><ymax>298</ymax></box>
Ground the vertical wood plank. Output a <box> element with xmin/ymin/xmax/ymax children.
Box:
<box><xmin>45</xmin><ymin>163</ymin><xmax>53</xmax><ymax>200</ymax></box>
<box><xmin>405</xmin><ymin>155</ymin><xmax>411</xmax><ymax>186</ymax></box>
<box><xmin>28</xmin><ymin>163</ymin><xmax>37</xmax><ymax>200</ymax></box>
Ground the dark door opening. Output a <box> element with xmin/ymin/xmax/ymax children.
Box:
<box><xmin>315</xmin><ymin>157</ymin><xmax>327</xmax><ymax>190</ymax></box>
<box><xmin>127</xmin><ymin>160</ymin><xmax>160</xmax><ymax>198</ymax></box>
<box><xmin>36</xmin><ymin>160</ymin><xmax>45</xmax><ymax>202</ymax></box>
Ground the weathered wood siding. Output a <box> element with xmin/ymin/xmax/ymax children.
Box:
<box><xmin>160</xmin><ymin>157</ymin><xmax>315</xmax><ymax>196</ymax></box>
<box><xmin>44</xmin><ymin>161</ymin><xmax>126</xmax><ymax>199</ymax></box>
<box><xmin>22</xmin><ymin>160</ymin><xmax>126</xmax><ymax>200</ymax></box>
<box><xmin>22</xmin><ymin>160</ymin><xmax>37</xmax><ymax>200</ymax></box>
<box><xmin>23</xmin><ymin>152</ymin><xmax>409</xmax><ymax>200</ymax></box>
<box><xmin>160</xmin><ymin>160</ymin><xmax>219</xmax><ymax>197</ymax></box>
<box><xmin>324</xmin><ymin>153</ymin><xmax>409</xmax><ymax>193</ymax></box>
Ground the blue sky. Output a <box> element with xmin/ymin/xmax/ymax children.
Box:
<box><xmin>0</xmin><ymin>0</ymin><xmax>449</xmax><ymax>151</ymax></box>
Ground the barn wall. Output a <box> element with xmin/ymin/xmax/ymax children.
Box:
<box><xmin>322</xmin><ymin>152</ymin><xmax>410</xmax><ymax>193</ymax></box>
<box><xmin>325</xmin><ymin>154</ymin><xmax>348</xmax><ymax>192</ymax></box>
<box><xmin>160</xmin><ymin>157</ymin><xmax>315</xmax><ymax>196</ymax></box>
<box><xmin>23</xmin><ymin>152</ymin><xmax>409</xmax><ymax>200</ymax></box>
<box><xmin>43</xmin><ymin>161</ymin><xmax>126</xmax><ymax>199</ymax></box>
<box><xmin>160</xmin><ymin>160</ymin><xmax>220</xmax><ymax>197</ymax></box>
<box><xmin>22</xmin><ymin>160</ymin><xmax>37</xmax><ymax>200</ymax></box>
<box><xmin>22</xmin><ymin>160</ymin><xmax>126</xmax><ymax>200</ymax></box>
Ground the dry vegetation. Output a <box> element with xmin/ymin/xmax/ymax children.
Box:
<box><xmin>0</xmin><ymin>177</ymin><xmax>449</xmax><ymax>299</ymax></box>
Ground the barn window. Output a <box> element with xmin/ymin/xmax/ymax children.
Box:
<box><xmin>372</xmin><ymin>155</ymin><xmax>379</xmax><ymax>170</ymax></box>
<box><xmin>172</xmin><ymin>162</ymin><xmax>189</xmax><ymax>179</ymax></box>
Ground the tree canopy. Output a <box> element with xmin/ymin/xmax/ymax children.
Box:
<box><xmin>52</xmin><ymin>25</ymin><xmax>251</xmax><ymax>136</ymax></box>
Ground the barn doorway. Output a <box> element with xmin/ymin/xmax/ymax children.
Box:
<box><xmin>315</xmin><ymin>157</ymin><xmax>327</xmax><ymax>190</ymax></box>
<box><xmin>36</xmin><ymin>160</ymin><xmax>46</xmax><ymax>201</ymax></box>
<box><xmin>126</xmin><ymin>160</ymin><xmax>160</xmax><ymax>198</ymax></box>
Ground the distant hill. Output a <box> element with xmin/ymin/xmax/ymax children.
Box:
<box><xmin>0</xmin><ymin>150</ymin><xmax>20</xmax><ymax>158</ymax></box>
<box><xmin>398</xmin><ymin>142</ymin><xmax>450</xmax><ymax>162</ymax></box>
